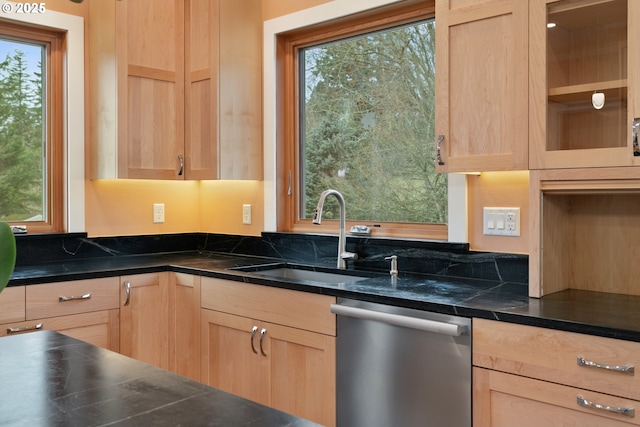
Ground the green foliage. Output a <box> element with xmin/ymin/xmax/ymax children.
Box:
<box><xmin>0</xmin><ymin>222</ymin><xmax>16</xmax><ymax>293</ymax></box>
<box><xmin>0</xmin><ymin>47</ymin><xmax>44</xmax><ymax>221</ymax></box>
<box><xmin>301</xmin><ymin>19</ymin><xmax>447</xmax><ymax>225</ymax></box>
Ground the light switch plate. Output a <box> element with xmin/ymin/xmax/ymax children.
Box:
<box><xmin>242</xmin><ymin>204</ymin><xmax>252</xmax><ymax>225</ymax></box>
<box><xmin>483</xmin><ymin>207</ymin><xmax>520</xmax><ymax>236</ymax></box>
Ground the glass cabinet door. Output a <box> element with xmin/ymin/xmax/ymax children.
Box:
<box><xmin>530</xmin><ymin>0</ymin><xmax>633</xmax><ymax>169</ymax></box>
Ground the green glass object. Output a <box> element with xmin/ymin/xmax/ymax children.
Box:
<box><xmin>0</xmin><ymin>222</ymin><xmax>16</xmax><ymax>293</ymax></box>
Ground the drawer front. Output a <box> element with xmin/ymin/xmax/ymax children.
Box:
<box><xmin>2</xmin><ymin>310</ymin><xmax>119</xmax><ymax>351</ymax></box>
<box><xmin>0</xmin><ymin>286</ymin><xmax>25</xmax><ymax>324</ymax></box>
<box><xmin>474</xmin><ymin>367</ymin><xmax>640</xmax><ymax>426</ymax></box>
<box><xmin>201</xmin><ymin>277</ymin><xmax>336</xmax><ymax>336</ymax></box>
<box><xmin>473</xmin><ymin>318</ymin><xmax>640</xmax><ymax>400</ymax></box>
<box><xmin>26</xmin><ymin>277</ymin><xmax>120</xmax><ymax>320</ymax></box>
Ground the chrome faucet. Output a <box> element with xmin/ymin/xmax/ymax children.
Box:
<box><xmin>312</xmin><ymin>189</ymin><xmax>358</xmax><ymax>269</ymax></box>
<box><xmin>385</xmin><ymin>255</ymin><xmax>398</xmax><ymax>277</ymax></box>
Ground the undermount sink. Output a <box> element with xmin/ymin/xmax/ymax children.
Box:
<box><xmin>231</xmin><ymin>264</ymin><xmax>371</xmax><ymax>284</ymax></box>
<box><xmin>254</xmin><ymin>267</ymin><xmax>368</xmax><ymax>284</ymax></box>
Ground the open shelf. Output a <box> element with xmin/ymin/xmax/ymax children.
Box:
<box><xmin>548</xmin><ymin>0</ymin><xmax>626</xmax><ymax>30</ymax></box>
<box><xmin>548</xmin><ymin>79</ymin><xmax>627</xmax><ymax>104</ymax></box>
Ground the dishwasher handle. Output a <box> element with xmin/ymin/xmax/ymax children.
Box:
<box><xmin>330</xmin><ymin>304</ymin><xmax>468</xmax><ymax>337</ymax></box>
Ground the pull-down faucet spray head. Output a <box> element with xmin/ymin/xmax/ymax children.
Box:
<box><xmin>312</xmin><ymin>205</ymin><xmax>323</xmax><ymax>224</ymax></box>
<box><xmin>312</xmin><ymin>189</ymin><xmax>357</xmax><ymax>269</ymax></box>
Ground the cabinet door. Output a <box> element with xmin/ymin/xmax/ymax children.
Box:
<box><xmin>168</xmin><ymin>272</ymin><xmax>200</xmax><ymax>380</ymax></box>
<box><xmin>435</xmin><ymin>0</ymin><xmax>528</xmax><ymax>172</ymax></box>
<box><xmin>474</xmin><ymin>368</ymin><xmax>639</xmax><ymax>426</ymax></box>
<box><xmin>200</xmin><ymin>309</ymin><xmax>269</xmax><ymax>406</ymax></box>
<box><xmin>217</xmin><ymin>0</ymin><xmax>262</xmax><ymax>180</ymax></box>
<box><xmin>529</xmin><ymin>0</ymin><xmax>633</xmax><ymax>169</ymax></box>
<box><xmin>184</xmin><ymin>0</ymin><xmax>218</xmax><ymax>180</ymax></box>
<box><xmin>0</xmin><ymin>286</ymin><xmax>24</xmax><ymax>324</ymax></box>
<box><xmin>116</xmin><ymin>0</ymin><xmax>185</xmax><ymax>179</ymax></box>
<box><xmin>267</xmin><ymin>322</ymin><xmax>336</xmax><ymax>427</ymax></box>
<box><xmin>120</xmin><ymin>273</ymin><xmax>170</xmax><ymax>369</ymax></box>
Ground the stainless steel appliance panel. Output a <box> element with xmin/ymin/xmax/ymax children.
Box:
<box><xmin>333</xmin><ymin>298</ymin><xmax>471</xmax><ymax>427</ymax></box>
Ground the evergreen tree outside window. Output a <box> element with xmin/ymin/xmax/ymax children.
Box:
<box><xmin>0</xmin><ymin>39</ymin><xmax>45</xmax><ymax>222</ymax></box>
<box><xmin>279</xmin><ymin>3</ymin><xmax>447</xmax><ymax>239</ymax></box>
<box><xmin>0</xmin><ymin>23</ymin><xmax>63</xmax><ymax>233</ymax></box>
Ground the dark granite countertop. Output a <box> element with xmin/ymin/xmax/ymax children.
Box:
<box><xmin>0</xmin><ymin>330</ymin><xmax>320</xmax><ymax>427</ymax></box>
<box><xmin>8</xmin><ymin>250</ymin><xmax>640</xmax><ymax>343</ymax></box>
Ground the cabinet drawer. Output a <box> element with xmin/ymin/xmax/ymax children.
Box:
<box><xmin>201</xmin><ymin>277</ymin><xmax>336</xmax><ymax>336</ymax></box>
<box><xmin>25</xmin><ymin>278</ymin><xmax>120</xmax><ymax>320</ymax></box>
<box><xmin>2</xmin><ymin>310</ymin><xmax>119</xmax><ymax>351</ymax></box>
<box><xmin>0</xmin><ymin>286</ymin><xmax>25</xmax><ymax>324</ymax></box>
<box><xmin>474</xmin><ymin>367</ymin><xmax>640</xmax><ymax>426</ymax></box>
<box><xmin>473</xmin><ymin>319</ymin><xmax>640</xmax><ymax>400</ymax></box>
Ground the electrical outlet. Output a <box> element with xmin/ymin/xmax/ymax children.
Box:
<box><xmin>153</xmin><ymin>203</ymin><xmax>165</xmax><ymax>224</ymax></box>
<box><xmin>242</xmin><ymin>204</ymin><xmax>252</xmax><ymax>225</ymax></box>
<box><xmin>483</xmin><ymin>207</ymin><xmax>519</xmax><ymax>236</ymax></box>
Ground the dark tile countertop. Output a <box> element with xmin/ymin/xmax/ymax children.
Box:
<box><xmin>0</xmin><ymin>330</ymin><xmax>320</xmax><ymax>427</ymax></box>
<box><xmin>8</xmin><ymin>250</ymin><xmax>640</xmax><ymax>343</ymax></box>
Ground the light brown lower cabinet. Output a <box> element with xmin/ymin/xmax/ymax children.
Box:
<box><xmin>473</xmin><ymin>318</ymin><xmax>640</xmax><ymax>426</ymax></box>
<box><xmin>200</xmin><ymin>277</ymin><xmax>336</xmax><ymax>427</ymax></box>
<box><xmin>474</xmin><ymin>367</ymin><xmax>640</xmax><ymax>426</ymax></box>
<box><xmin>120</xmin><ymin>272</ymin><xmax>170</xmax><ymax>369</ymax></box>
<box><xmin>120</xmin><ymin>272</ymin><xmax>201</xmax><ymax>377</ymax></box>
<box><xmin>168</xmin><ymin>272</ymin><xmax>201</xmax><ymax>380</ymax></box>
<box><xmin>0</xmin><ymin>279</ymin><xmax>120</xmax><ymax>351</ymax></box>
<box><xmin>0</xmin><ymin>285</ymin><xmax>25</xmax><ymax>325</ymax></box>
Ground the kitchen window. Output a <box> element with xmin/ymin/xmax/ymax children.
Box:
<box><xmin>276</xmin><ymin>1</ymin><xmax>446</xmax><ymax>239</ymax></box>
<box><xmin>0</xmin><ymin>22</ymin><xmax>63</xmax><ymax>233</ymax></box>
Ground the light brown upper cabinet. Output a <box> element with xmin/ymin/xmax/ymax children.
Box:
<box><xmin>529</xmin><ymin>0</ymin><xmax>640</xmax><ymax>169</ymax></box>
<box><xmin>435</xmin><ymin>0</ymin><xmax>529</xmax><ymax>172</ymax></box>
<box><xmin>89</xmin><ymin>0</ymin><xmax>262</xmax><ymax>180</ymax></box>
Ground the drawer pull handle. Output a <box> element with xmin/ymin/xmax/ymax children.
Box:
<box><xmin>250</xmin><ymin>326</ymin><xmax>259</xmax><ymax>354</ymax></box>
<box><xmin>577</xmin><ymin>356</ymin><xmax>635</xmax><ymax>375</ymax></box>
<box><xmin>259</xmin><ymin>328</ymin><xmax>268</xmax><ymax>356</ymax></box>
<box><xmin>577</xmin><ymin>395</ymin><xmax>635</xmax><ymax>418</ymax></box>
<box><xmin>59</xmin><ymin>293</ymin><xmax>91</xmax><ymax>302</ymax></box>
<box><xmin>7</xmin><ymin>323</ymin><xmax>43</xmax><ymax>334</ymax></box>
<box><xmin>436</xmin><ymin>134</ymin><xmax>445</xmax><ymax>166</ymax></box>
<box><xmin>123</xmin><ymin>281</ymin><xmax>131</xmax><ymax>307</ymax></box>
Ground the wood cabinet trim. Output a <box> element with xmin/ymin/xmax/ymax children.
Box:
<box><xmin>200</xmin><ymin>277</ymin><xmax>336</xmax><ymax>336</ymax></box>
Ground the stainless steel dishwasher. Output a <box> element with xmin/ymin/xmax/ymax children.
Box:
<box><xmin>331</xmin><ymin>298</ymin><xmax>471</xmax><ymax>427</ymax></box>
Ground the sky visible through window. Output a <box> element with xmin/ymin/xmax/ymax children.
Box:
<box><xmin>0</xmin><ymin>38</ymin><xmax>41</xmax><ymax>75</ymax></box>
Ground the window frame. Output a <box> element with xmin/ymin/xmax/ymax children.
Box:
<box><xmin>275</xmin><ymin>1</ymin><xmax>446</xmax><ymax>240</ymax></box>
<box><xmin>0</xmin><ymin>22</ymin><xmax>64</xmax><ymax>233</ymax></box>
<box><xmin>0</xmin><ymin>7</ymin><xmax>85</xmax><ymax>234</ymax></box>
